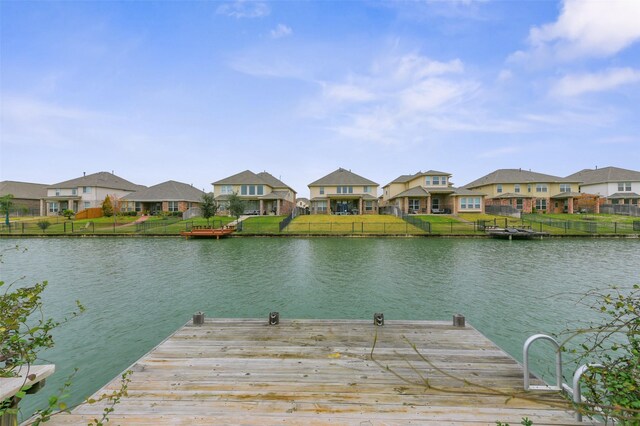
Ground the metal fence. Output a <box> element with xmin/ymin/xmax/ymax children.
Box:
<box><xmin>282</xmin><ymin>221</ymin><xmax>428</xmax><ymax>234</ymax></box>
<box><xmin>600</xmin><ymin>204</ymin><xmax>640</xmax><ymax>217</ymax></box>
<box><xmin>521</xmin><ymin>214</ymin><xmax>638</xmax><ymax>234</ymax></box>
<box><xmin>485</xmin><ymin>205</ymin><xmax>521</xmax><ymax>217</ymax></box>
<box><xmin>398</xmin><ymin>213</ymin><xmax>431</xmax><ymax>233</ymax></box>
<box><xmin>279</xmin><ymin>212</ymin><xmax>295</xmax><ymax>231</ymax></box>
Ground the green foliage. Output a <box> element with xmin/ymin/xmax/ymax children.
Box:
<box><xmin>227</xmin><ymin>192</ymin><xmax>245</xmax><ymax>220</ymax></box>
<box><xmin>560</xmin><ymin>284</ymin><xmax>640</xmax><ymax>423</ymax></box>
<box><xmin>0</xmin><ymin>194</ymin><xmax>16</xmax><ymax>225</ymax></box>
<box><xmin>101</xmin><ymin>196</ymin><xmax>114</xmax><ymax>217</ymax></box>
<box><xmin>36</xmin><ymin>220</ymin><xmax>51</xmax><ymax>232</ymax></box>
<box><xmin>200</xmin><ymin>193</ymin><xmax>218</xmax><ymax>225</ymax></box>
<box><xmin>62</xmin><ymin>209</ymin><xmax>75</xmax><ymax>219</ymax></box>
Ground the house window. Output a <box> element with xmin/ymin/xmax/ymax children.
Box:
<box><xmin>433</xmin><ymin>176</ymin><xmax>440</xmax><ymax>185</ymax></box>
<box><xmin>618</xmin><ymin>182</ymin><xmax>632</xmax><ymax>191</ymax></box>
<box><xmin>460</xmin><ymin>198</ymin><xmax>467</xmax><ymax>209</ymax></box>
<box><xmin>220</xmin><ymin>185</ymin><xmax>233</xmax><ymax>195</ymax></box>
<box><xmin>48</xmin><ymin>202</ymin><xmax>59</xmax><ymax>213</ymax></box>
<box><xmin>496</xmin><ymin>184</ymin><xmax>503</xmax><ymax>193</ymax></box>
<box><xmin>135</xmin><ymin>202</ymin><xmax>141</xmax><ymax>212</ymax></box>
<box><xmin>474</xmin><ymin>197</ymin><xmax>481</xmax><ymax>209</ymax></box>
<box><xmin>83</xmin><ymin>186</ymin><xmax>91</xmax><ymax>193</ymax></box>
<box><xmin>320</xmin><ymin>187</ymin><xmax>325</xmax><ymax>195</ymax></box>
<box><xmin>432</xmin><ymin>198</ymin><xmax>440</xmax><ymax>210</ymax></box>
<box><xmin>365</xmin><ymin>201</ymin><xmax>373</xmax><ymax>211</ymax></box>
<box><xmin>71</xmin><ymin>188</ymin><xmax>77</xmax><ymax>195</ymax></box>
<box><xmin>84</xmin><ymin>202</ymin><xmax>91</xmax><ymax>209</ymax></box>
<box><xmin>363</xmin><ymin>186</ymin><xmax>370</xmax><ymax>193</ymax></box>
<box><xmin>425</xmin><ymin>177</ymin><xmax>431</xmax><ymax>186</ymax></box>
<box><xmin>516</xmin><ymin>198</ymin><xmax>523</xmax><ymax>210</ymax></box>
<box><xmin>514</xmin><ymin>184</ymin><xmax>520</xmax><ymax>193</ymax></box>
<box><xmin>441</xmin><ymin>177</ymin><xmax>447</xmax><ymax>186</ymax></box>
<box><xmin>55</xmin><ymin>189</ymin><xmax>61</xmax><ymax>196</ymax></box>
<box><xmin>560</xmin><ymin>184</ymin><xmax>571</xmax><ymax>192</ymax></box>
<box><xmin>409</xmin><ymin>199</ymin><xmax>420</xmax><ymax>211</ymax></box>
<box><xmin>249</xmin><ymin>185</ymin><xmax>255</xmax><ymax>195</ymax></box>
<box><xmin>168</xmin><ymin>201</ymin><xmax>179</xmax><ymax>212</ymax></box>
<box><xmin>337</xmin><ymin>186</ymin><xmax>353</xmax><ymax>194</ymax></box>
<box><xmin>527</xmin><ymin>184</ymin><xmax>532</xmax><ymax>193</ymax></box>
<box><xmin>257</xmin><ymin>185</ymin><xmax>264</xmax><ymax>195</ymax></box>
<box><xmin>315</xmin><ymin>200</ymin><xmax>327</xmax><ymax>212</ymax></box>
<box><xmin>536</xmin><ymin>198</ymin><xmax>547</xmax><ymax>211</ymax></box>
<box><xmin>241</xmin><ymin>185</ymin><xmax>247</xmax><ymax>195</ymax></box>
<box><xmin>536</xmin><ymin>184</ymin><xmax>548</xmax><ymax>193</ymax></box>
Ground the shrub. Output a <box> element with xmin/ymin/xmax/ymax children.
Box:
<box><xmin>102</xmin><ymin>196</ymin><xmax>114</xmax><ymax>217</ymax></box>
<box><xmin>37</xmin><ymin>220</ymin><xmax>51</xmax><ymax>232</ymax></box>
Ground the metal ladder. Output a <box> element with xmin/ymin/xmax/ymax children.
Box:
<box><xmin>523</xmin><ymin>333</ymin><xmax>603</xmax><ymax>422</ymax></box>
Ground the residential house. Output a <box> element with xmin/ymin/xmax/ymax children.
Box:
<box><xmin>296</xmin><ymin>197</ymin><xmax>310</xmax><ymax>209</ymax></box>
<box><xmin>566</xmin><ymin>166</ymin><xmax>640</xmax><ymax>206</ymax></box>
<box><xmin>0</xmin><ymin>181</ymin><xmax>49</xmax><ymax>216</ymax></box>
<box><xmin>463</xmin><ymin>169</ymin><xmax>582</xmax><ymax>214</ymax></box>
<box><xmin>381</xmin><ymin>170</ymin><xmax>485</xmax><ymax>214</ymax></box>
<box><xmin>308</xmin><ymin>168</ymin><xmax>379</xmax><ymax>214</ymax></box>
<box><xmin>121</xmin><ymin>180</ymin><xmax>205</xmax><ymax>215</ymax></box>
<box><xmin>212</xmin><ymin>170</ymin><xmax>296</xmax><ymax>215</ymax></box>
<box><xmin>43</xmin><ymin>171</ymin><xmax>144</xmax><ymax>216</ymax></box>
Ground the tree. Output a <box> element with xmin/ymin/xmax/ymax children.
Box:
<box><xmin>200</xmin><ymin>193</ymin><xmax>218</xmax><ymax>226</ymax></box>
<box><xmin>62</xmin><ymin>209</ymin><xmax>74</xmax><ymax>220</ymax></box>
<box><xmin>227</xmin><ymin>192</ymin><xmax>245</xmax><ymax>220</ymax></box>
<box><xmin>102</xmin><ymin>196</ymin><xmax>114</xmax><ymax>217</ymax></box>
<box><xmin>559</xmin><ymin>285</ymin><xmax>640</xmax><ymax>423</ymax></box>
<box><xmin>0</xmin><ymin>194</ymin><xmax>16</xmax><ymax>226</ymax></box>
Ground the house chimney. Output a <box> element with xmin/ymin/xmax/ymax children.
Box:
<box><xmin>83</xmin><ymin>171</ymin><xmax>86</xmax><ymax>176</ymax></box>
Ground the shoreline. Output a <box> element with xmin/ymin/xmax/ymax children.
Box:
<box><xmin>1</xmin><ymin>233</ymin><xmax>638</xmax><ymax>239</ymax></box>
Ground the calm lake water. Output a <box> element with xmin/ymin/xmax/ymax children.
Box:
<box><xmin>1</xmin><ymin>237</ymin><xmax>638</xmax><ymax>419</ymax></box>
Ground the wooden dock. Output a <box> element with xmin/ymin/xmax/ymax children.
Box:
<box><xmin>44</xmin><ymin>318</ymin><xmax>589</xmax><ymax>425</ymax></box>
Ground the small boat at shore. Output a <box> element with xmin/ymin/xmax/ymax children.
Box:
<box><xmin>485</xmin><ymin>226</ymin><xmax>548</xmax><ymax>240</ymax></box>
<box><xmin>180</xmin><ymin>226</ymin><xmax>235</xmax><ymax>239</ymax></box>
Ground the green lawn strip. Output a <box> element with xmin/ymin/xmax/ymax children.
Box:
<box><xmin>285</xmin><ymin>215</ymin><xmax>426</xmax><ymax>234</ymax></box>
<box><xmin>238</xmin><ymin>216</ymin><xmax>284</xmax><ymax>234</ymax></box>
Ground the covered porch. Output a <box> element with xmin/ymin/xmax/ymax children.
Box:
<box><xmin>43</xmin><ymin>196</ymin><xmax>81</xmax><ymax>215</ymax></box>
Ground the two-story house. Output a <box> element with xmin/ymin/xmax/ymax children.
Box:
<box><xmin>43</xmin><ymin>171</ymin><xmax>144</xmax><ymax>216</ymax></box>
<box><xmin>308</xmin><ymin>168</ymin><xmax>379</xmax><ymax>214</ymax></box>
<box><xmin>381</xmin><ymin>170</ymin><xmax>485</xmax><ymax>214</ymax></box>
<box><xmin>463</xmin><ymin>169</ymin><xmax>581</xmax><ymax>214</ymax></box>
<box><xmin>212</xmin><ymin>170</ymin><xmax>296</xmax><ymax>215</ymax></box>
<box><xmin>566</xmin><ymin>166</ymin><xmax>640</xmax><ymax>206</ymax></box>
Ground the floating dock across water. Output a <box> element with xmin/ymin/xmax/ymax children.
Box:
<box><xmin>45</xmin><ymin>316</ymin><xmax>589</xmax><ymax>425</ymax></box>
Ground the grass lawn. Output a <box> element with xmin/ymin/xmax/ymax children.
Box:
<box><xmin>239</xmin><ymin>216</ymin><xmax>284</xmax><ymax>234</ymax></box>
<box><xmin>287</xmin><ymin>214</ymin><xmax>426</xmax><ymax>234</ymax></box>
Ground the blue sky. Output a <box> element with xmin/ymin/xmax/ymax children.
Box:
<box><xmin>1</xmin><ymin>0</ymin><xmax>639</xmax><ymax>196</ymax></box>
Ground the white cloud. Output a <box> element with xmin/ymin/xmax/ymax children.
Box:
<box><xmin>323</xmin><ymin>84</ymin><xmax>376</xmax><ymax>103</ymax></box>
<box><xmin>216</xmin><ymin>1</ymin><xmax>270</xmax><ymax>19</ymax></box>
<box><xmin>311</xmin><ymin>53</ymin><xmax>482</xmax><ymax>145</ymax></box>
<box><xmin>511</xmin><ymin>0</ymin><xmax>640</xmax><ymax>63</ymax></box>
<box><xmin>270</xmin><ymin>24</ymin><xmax>292</xmax><ymax>39</ymax></box>
<box><xmin>551</xmin><ymin>68</ymin><xmax>640</xmax><ymax>97</ymax></box>
<box><xmin>497</xmin><ymin>69</ymin><xmax>512</xmax><ymax>82</ymax></box>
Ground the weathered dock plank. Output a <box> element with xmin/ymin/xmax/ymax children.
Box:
<box><xmin>43</xmin><ymin>319</ymin><xmax>591</xmax><ymax>425</ymax></box>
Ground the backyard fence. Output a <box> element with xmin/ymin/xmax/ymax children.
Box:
<box><xmin>485</xmin><ymin>205</ymin><xmax>521</xmax><ymax>217</ymax></box>
<box><xmin>600</xmin><ymin>204</ymin><xmax>640</xmax><ymax>217</ymax></box>
<box><xmin>521</xmin><ymin>214</ymin><xmax>638</xmax><ymax>234</ymax></box>
<box><xmin>398</xmin><ymin>213</ymin><xmax>432</xmax><ymax>233</ymax></box>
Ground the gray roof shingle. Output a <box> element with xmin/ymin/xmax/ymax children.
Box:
<box><xmin>464</xmin><ymin>169</ymin><xmax>577</xmax><ymax>188</ymax></box>
<box><xmin>49</xmin><ymin>172</ymin><xmax>144</xmax><ymax>191</ymax></box>
<box><xmin>122</xmin><ymin>181</ymin><xmax>205</xmax><ymax>202</ymax></box>
<box><xmin>387</xmin><ymin>170</ymin><xmax>451</xmax><ymax>185</ymax></box>
<box><xmin>309</xmin><ymin>168</ymin><xmax>378</xmax><ymax>186</ymax></box>
<box><xmin>566</xmin><ymin>166</ymin><xmax>640</xmax><ymax>185</ymax></box>
<box><xmin>0</xmin><ymin>181</ymin><xmax>49</xmax><ymax>199</ymax></box>
<box><xmin>212</xmin><ymin>170</ymin><xmax>295</xmax><ymax>193</ymax></box>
